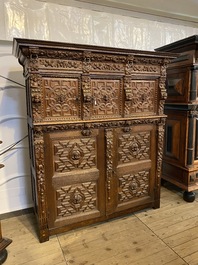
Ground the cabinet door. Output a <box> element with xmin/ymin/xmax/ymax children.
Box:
<box><xmin>106</xmin><ymin>124</ymin><xmax>157</xmax><ymax>215</ymax></box>
<box><xmin>44</xmin><ymin>128</ymin><xmax>105</xmax><ymax>230</ymax></box>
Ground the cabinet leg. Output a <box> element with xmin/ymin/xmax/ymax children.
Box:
<box><xmin>0</xmin><ymin>249</ymin><xmax>8</xmax><ymax>264</ymax></box>
<box><xmin>183</xmin><ymin>191</ymin><xmax>196</xmax><ymax>202</ymax></box>
<box><xmin>161</xmin><ymin>178</ymin><xmax>167</xmax><ymax>186</ymax></box>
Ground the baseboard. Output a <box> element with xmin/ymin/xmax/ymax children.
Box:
<box><xmin>0</xmin><ymin>207</ymin><xmax>34</xmax><ymax>220</ymax></box>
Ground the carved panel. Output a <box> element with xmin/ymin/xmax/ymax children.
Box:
<box><xmin>118</xmin><ymin>131</ymin><xmax>150</xmax><ymax>164</ymax></box>
<box><xmin>118</xmin><ymin>170</ymin><xmax>149</xmax><ymax>202</ymax></box>
<box><xmin>39</xmin><ymin>59</ymin><xmax>82</xmax><ymax>70</ymax></box>
<box><xmin>90</xmin><ymin>62</ymin><xmax>124</xmax><ymax>73</ymax></box>
<box><xmin>53</xmin><ymin>138</ymin><xmax>96</xmax><ymax>172</ymax></box>
<box><xmin>91</xmin><ymin>79</ymin><xmax>122</xmax><ymax>119</ymax></box>
<box><xmin>42</xmin><ymin>78</ymin><xmax>80</xmax><ymax>121</ymax></box>
<box><xmin>56</xmin><ymin>182</ymin><xmax>97</xmax><ymax>218</ymax></box>
<box><xmin>124</xmin><ymin>80</ymin><xmax>156</xmax><ymax>116</ymax></box>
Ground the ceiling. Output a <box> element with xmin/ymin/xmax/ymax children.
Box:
<box><xmin>41</xmin><ymin>0</ymin><xmax>198</xmax><ymax>26</ymax></box>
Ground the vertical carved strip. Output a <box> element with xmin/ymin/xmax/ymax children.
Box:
<box><xmin>190</xmin><ymin>66</ymin><xmax>197</xmax><ymax>101</ymax></box>
<box><xmin>34</xmin><ymin>127</ymin><xmax>49</xmax><ymax>242</ymax></box>
<box><xmin>156</xmin><ymin>122</ymin><xmax>165</xmax><ymax>191</ymax></box>
<box><xmin>194</xmin><ymin>117</ymin><xmax>198</xmax><ymax>160</ymax></box>
<box><xmin>158</xmin><ymin>59</ymin><xmax>169</xmax><ymax>115</ymax></box>
<box><xmin>29</xmin><ymin>47</ymin><xmax>42</xmax><ymax>122</ymax></box>
<box><xmin>187</xmin><ymin>112</ymin><xmax>194</xmax><ymax>166</ymax></box>
<box><xmin>82</xmin><ymin>51</ymin><xmax>92</xmax><ymax>73</ymax></box>
<box><xmin>125</xmin><ymin>55</ymin><xmax>134</xmax><ymax>76</ymax></box>
<box><xmin>30</xmin><ymin>74</ymin><xmax>42</xmax><ymax>121</ymax></box>
<box><xmin>82</xmin><ymin>51</ymin><xmax>92</xmax><ymax>119</ymax></box>
<box><xmin>82</xmin><ymin>75</ymin><xmax>92</xmax><ymax>119</ymax></box>
<box><xmin>105</xmin><ymin>129</ymin><xmax>113</xmax><ymax>201</ymax></box>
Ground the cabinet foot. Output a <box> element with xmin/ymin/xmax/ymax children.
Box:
<box><xmin>183</xmin><ymin>191</ymin><xmax>196</xmax><ymax>202</ymax></box>
<box><xmin>161</xmin><ymin>179</ymin><xmax>167</xmax><ymax>186</ymax></box>
<box><xmin>0</xmin><ymin>249</ymin><xmax>8</xmax><ymax>264</ymax></box>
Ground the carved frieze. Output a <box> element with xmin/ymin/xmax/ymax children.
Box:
<box><xmin>39</xmin><ymin>59</ymin><xmax>82</xmax><ymax>70</ymax></box>
<box><xmin>39</xmin><ymin>117</ymin><xmax>164</xmax><ymax>133</ymax></box>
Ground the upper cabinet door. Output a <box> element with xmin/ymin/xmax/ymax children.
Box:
<box><xmin>123</xmin><ymin>78</ymin><xmax>158</xmax><ymax>117</ymax></box>
<box><xmin>27</xmin><ymin>75</ymin><xmax>82</xmax><ymax>123</ymax></box>
<box><xmin>82</xmin><ymin>75</ymin><xmax>122</xmax><ymax>120</ymax></box>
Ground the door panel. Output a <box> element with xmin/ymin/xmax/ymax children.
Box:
<box><xmin>45</xmin><ymin>128</ymin><xmax>105</xmax><ymax>229</ymax></box>
<box><xmin>106</xmin><ymin>125</ymin><xmax>156</xmax><ymax>215</ymax></box>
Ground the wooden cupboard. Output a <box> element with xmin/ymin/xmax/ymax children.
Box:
<box><xmin>13</xmin><ymin>38</ymin><xmax>175</xmax><ymax>242</ymax></box>
<box><xmin>156</xmin><ymin>35</ymin><xmax>198</xmax><ymax>202</ymax></box>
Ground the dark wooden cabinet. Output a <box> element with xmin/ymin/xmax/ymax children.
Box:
<box><xmin>156</xmin><ymin>35</ymin><xmax>198</xmax><ymax>202</ymax></box>
<box><xmin>13</xmin><ymin>38</ymin><xmax>175</xmax><ymax>242</ymax></box>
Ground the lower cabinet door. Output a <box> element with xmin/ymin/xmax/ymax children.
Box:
<box><xmin>106</xmin><ymin>124</ymin><xmax>157</xmax><ymax>215</ymax></box>
<box><xmin>44</xmin><ymin>128</ymin><xmax>106</xmax><ymax>230</ymax></box>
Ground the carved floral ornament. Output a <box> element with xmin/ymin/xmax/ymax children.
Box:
<box><xmin>19</xmin><ymin>46</ymin><xmax>170</xmax><ymax>77</ymax></box>
<box><xmin>32</xmin><ymin>118</ymin><xmax>165</xmax><ymax>134</ymax></box>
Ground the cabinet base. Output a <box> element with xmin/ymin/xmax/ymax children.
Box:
<box><xmin>183</xmin><ymin>191</ymin><xmax>196</xmax><ymax>202</ymax></box>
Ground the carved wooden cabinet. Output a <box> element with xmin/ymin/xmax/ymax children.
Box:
<box><xmin>156</xmin><ymin>35</ymin><xmax>198</xmax><ymax>202</ymax></box>
<box><xmin>13</xmin><ymin>38</ymin><xmax>175</xmax><ymax>242</ymax></box>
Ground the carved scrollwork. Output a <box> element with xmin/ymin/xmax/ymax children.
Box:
<box><xmin>122</xmin><ymin>127</ymin><xmax>131</xmax><ymax>133</ymax></box>
<box><xmin>125</xmin><ymin>55</ymin><xmax>134</xmax><ymax>75</ymax></box>
<box><xmin>105</xmin><ymin>129</ymin><xmax>113</xmax><ymax>201</ymax></box>
<box><xmin>161</xmin><ymin>58</ymin><xmax>171</xmax><ymax>77</ymax></box>
<box><xmin>82</xmin><ymin>76</ymin><xmax>91</xmax><ymax>100</ymax></box>
<box><xmin>156</xmin><ymin>125</ymin><xmax>165</xmax><ymax>188</ymax></box>
<box><xmin>33</xmin><ymin>127</ymin><xmax>48</xmax><ymax>240</ymax></box>
<box><xmin>124</xmin><ymin>78</ymin><xmax>133</xmax><ymax>101</ymax></box>
<box><xmin>189</xmin><ymin>109</ymin><xmax>198</xmax><ymax>118</ymax></box>
<box><xmin>83</xmin><ymin>51</ymin><xmax>92</xmax><ymax>73</ymax></box>
<box><xmin>81</xmin><ymin>129</ymin><xmax>91</xmax><ymax>136</ymax></box>
<box><xmin>39</xmin><ymin>59</ymin><xmax>82</xmax><ymax>70</ymax></box>
<box><xmin>29</xmin><ymin>74</ymin><xmax>42</xmax><ymax>119</ymax></box>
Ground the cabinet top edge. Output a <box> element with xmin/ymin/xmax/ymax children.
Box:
<box><xmin>155</xmin><ymin>35</ymin><xmax>198</xmax><ymax>53</ymax></box>
<box><xmin>12</xmin><ymin>37</ymin><xmax>177</xmax><ymax>60</ymax></box>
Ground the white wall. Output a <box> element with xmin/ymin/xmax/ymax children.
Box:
<box><xmin>0</xmin><ymin>41</ymin><xmax>32</xmax><ymax>213</ymax></box>
<box><xmin>0</xmin><ymin>0</ymin><xmax>198</xmax><ymax>214</ymax></box>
